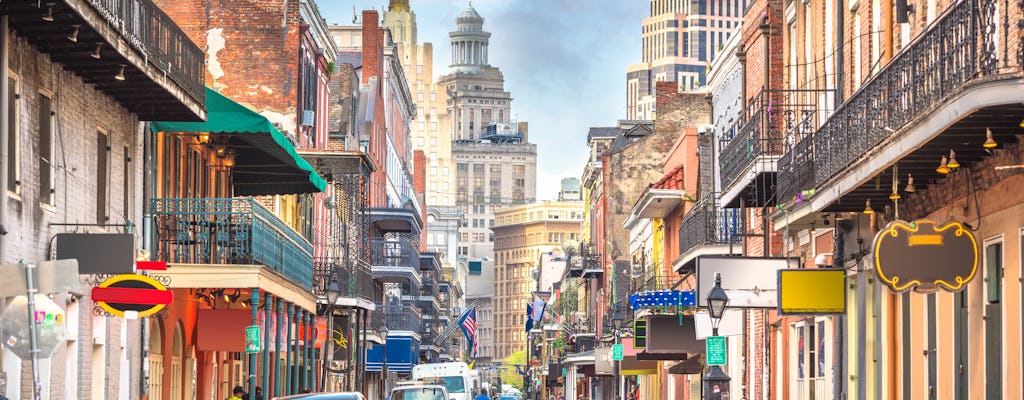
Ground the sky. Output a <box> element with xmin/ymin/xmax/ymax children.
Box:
<box><xmin>318</xmin><ymin>0</ymin><xmax>647</xmax><ymax>200</ymax></box>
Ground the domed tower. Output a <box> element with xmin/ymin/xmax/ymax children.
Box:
<box><xmin>383</xmin><ymin>0</ymin><xmax>416</xmax><ymax>44</ymax></box>
<box><xmin>449</xmin><ymin>1</ymin><xmax>491</xmax><ymax>72</ymax></box>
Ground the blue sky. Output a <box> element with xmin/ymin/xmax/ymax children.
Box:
<box><xmin>319</xmin><ymin>0</ymin><xmax>646</xmax><ymax>200</ymax></box>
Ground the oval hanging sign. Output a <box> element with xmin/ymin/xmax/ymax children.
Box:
<box><xmin>92</xmin><ymin>274</ymin><xmax>173</xmax><ymax>318</ymax></box>
<box><xmin>873</xmin><ymin>219</ymin><xmax>978</xmax><ymax>293</ymax></box>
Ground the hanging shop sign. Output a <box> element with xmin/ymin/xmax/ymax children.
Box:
<box><xmin>91</xmin><ymin>273</ymin><xmax>173</xmax><ymax>318</ymax></box>
<box><xmin>777</xmin><ymin>269</ymin><xmax>846</xmax><ymax>314</ymax></box>
<box><xmin>873</xmin><ymin>219</ymin><xmax>978</xmax><ymax>293</ymax></box>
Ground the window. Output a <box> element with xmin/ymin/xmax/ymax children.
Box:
<box><xmin>39</xmin><ymin>93</ymin><xmax>54</xmax><ymax>204</ymax></box>
<box><xmin>512</xmin><ymin>165</ymin><xmax>525</xmax><ymax>175</ymax></box>
<box><xmin>96</xmin><ymin>130</ymin><xmax>110</xmax><ymax>223</ymax></box>
<box><xmin>7</xmin><ymin>75</ymin><xmax>19</xmax><ymax>194</ymax></box>
<box><xmin>430</xmin><ymin>122</ymin><xmax>437</xmax><ymax>131</ymax></box>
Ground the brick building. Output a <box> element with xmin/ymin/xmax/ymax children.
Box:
<box><xmin>0</xmin><ymin>1</ymin><xmax>205</xmax><ymax>399</ymax></box>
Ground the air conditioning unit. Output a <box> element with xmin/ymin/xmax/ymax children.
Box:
<box><xmin>300</xmin><ymin>110</ymin><xmax>315</xmax><ymax>127</ymax></box>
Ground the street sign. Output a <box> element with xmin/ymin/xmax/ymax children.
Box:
<box><xmin>0</xmin><ymin>295</ymin><xmax>66</xmax><ymax>360</ymax></box>
<box><xmin>0</xmin><ymin>260</ymin><xmax>79</xmax><ymax>297</ymax></box>
<box><xmin>92</xmin><ymin>274</ymin><xmax>173</xmax><ymax>319</ymax></box>
<box><xmin>245</xmin><ymin>325</ymin><xmax>261</xmax><ymax>353</ymax></box>
<box><xmin>611</xmin><ymin>344</ymin><xmax>624</xmax><ymax>361</ymax></box>
<box><xmin>706</xmin><ymin>335</ymin><xmax>727</xmax><ymax>366</ymax></box>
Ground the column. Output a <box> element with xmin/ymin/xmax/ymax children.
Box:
<box><xmin>285</xmin><ymin>303</ymin><xmax>295</xmax><ymax>394</ymax></box>
<box><xmin>301</xmin><ymin>310</ymin><xmax>309</xmax><ymax>392</ymax></box>
<box><xmin>470</xmin><ymin>41</ymin><xmax>476</xmax><ymax>64</ymax></box>
<box><xmin>262</xmin><ymin>294</ymin><xmax>272</xmax><ymax>395</ymax></box>
<box><xmin>248</xmin><ymin>289</ymin><xmax>260</xmax><ymax>395</ymax></box>
<box><xmin>274</xmin><ymin>298</ymin><xmax>284</xmax><ymax>398</ymax></box>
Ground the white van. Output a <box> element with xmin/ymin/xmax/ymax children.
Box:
<box><xmin>410</xmin><ymin>362</ymin><xmax>479</xmax><ymax>400</ymax></box>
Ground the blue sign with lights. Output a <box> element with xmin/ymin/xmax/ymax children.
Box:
<box><xmin>629</xmin><ymin>290</ymin><xmax>696</xmax><ymax>310</ymax></box>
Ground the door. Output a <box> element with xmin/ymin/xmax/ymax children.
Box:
<box><xmin>984</xmin><ymin>241</ymin><xmax>1002</xmax><ymax>400</ymax></box>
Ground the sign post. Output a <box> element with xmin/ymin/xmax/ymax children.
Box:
<box><xmin>611</xmin><ymin>343</ymin><xmax>623</xmax><ymax>361</ymax></box>
<box><xmin>245</xmin><ymin>325</ymin><xmax>261</xmax><ymax>353</ymax></box>
<box><xmin>706</xmin><ymin>336</ymin><xmax>727</xmax><ymax>366</ymax></box>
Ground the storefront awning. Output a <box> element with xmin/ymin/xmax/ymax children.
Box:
<box><xmin>151</xmin><ymin>88</ymin><xmax>327</xmax><ymax>195</ymax></box>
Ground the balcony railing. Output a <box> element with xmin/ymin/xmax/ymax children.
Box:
<box><xmin>313</xmin><ymin>258</ymin><xmax>374</xmax><ymax>302</ymax></box>
<box><xmin>383</xmin><ymin>304</ymin><xmax>422</xmax><ymax>333</ymax></box>
<box><xmin>720</xmin><ymin>90</ymin><xmax>832</xmax><ymax>190</ymax></box>
<box><xmin>152</xmin><ymin>198</ymin><xmax>313</xmax><ymax>289</ymax></box>
<box><xmin>88</xmin><ymin>0</ymin><xmax>205</xmax><ymax>103</ymax></box>
<box><xmin>777</xmin><ymin>0</ymin><xmax>1013</xmax><ymax>201</ymax></box>
<box><xmin>369</xmin><ymin>236</ymin><xmax>420</xmax><ymax>268</ymax></box>
<box><xmin>678</xmin><ymin>195</ymin><xmax>740</xmax><ymax>255</ymax></box>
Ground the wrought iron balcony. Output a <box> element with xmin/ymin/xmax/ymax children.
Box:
<box><xmin>383</xmin><ymin>303</ymin><xmax>422</xmax><ymax>333</ymax></box>
<box><xmin>369</xmin><ymin>234</ymin><xmax>422</xmax><ymax>288</ymax></box>
<box><xmin>777</xmin><ymin>0</ymin><xmax>1020</xmax><ymax>203</ymax></box>
<box><xmin>719</xmin><ymin>90</ymin><xmax>832</xmax><ymax>207</ymax></box>
<box><xmin>152</xmin><ymin>198</ymin><xmax>314</xmax><ymax>289</ymax></box>
<box><xmin>313</xmin><ymin>258</ymin><xmax>374</xmax><ymax>304</ymax></box>
<box><xmin>1</xmin><ymin>0</ymin><xmax>205</xmax><ymax>120</ymax></box>
<box><xmin>675</xmin><ymin>195</ymin><xmax>740</xmax><ymax>271</ymax></box>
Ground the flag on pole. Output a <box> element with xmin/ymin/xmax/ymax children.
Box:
<box><xmin>459</xmin><ymin>306</ymin><xmax>478</xmax><ymax>357</ymax></box>
<box><xmin>525</xmin><ymin>303</ymin><xmax>534</xmax><ymax>332</ymax></box>
<box><xmin>532</xmin><ymin>298</ymin><xmax>547</xmax><ymax>322</ymax></box>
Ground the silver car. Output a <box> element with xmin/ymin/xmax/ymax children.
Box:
<box><xmin>389</xmin><ymin>384</ymin><xmax>449</xmax><ymax>400</ymax></box>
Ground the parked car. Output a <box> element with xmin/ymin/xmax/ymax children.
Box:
<box><xmin>389</xmin><ymin>384</ymin><xmax>449</xmax><ymax>400</ymax></box>
<box><xmin>272</xmin><ymin>392</ymin><xmax>366</xmax><ymax>400</ymax></box>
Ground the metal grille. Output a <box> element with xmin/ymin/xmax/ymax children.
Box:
<box><xmin>778</xmin><ymin>0</ymin><xmax>985</xmax><ymax>201</ymax></box>
<box><xmin>151</xmin><ymin>197</ymin><xmax>314</xmax><ymax>289</ymax></box>
<box><xmin>87</xmin><ymin>0</ymin><xmax>205</xmax><ymax>103</ymax></box>
<box><xmin>678</xmin><ymin>195</ymin><xmax>741</xmax><ymax>255</ymax></box>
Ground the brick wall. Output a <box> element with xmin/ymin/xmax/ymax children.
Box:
<box><xmin>154</xmin><ymin>0</ymin><xmax>302</xmax><ymax>136</ymax></box>
<box><xmin>2</xmin><ymin>32</ymin><xmax>145</xmax><ymax>400</ymax></box>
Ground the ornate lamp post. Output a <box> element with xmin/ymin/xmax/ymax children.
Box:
<box><xmin>612</xmin><ymin>311</ymin><xmax>623</xmax><ymax>400</ymax></box>
<box><xmin>704</xmin><ymin>273</ymin><xmax>731</xmax><ymax>400</ymax></box>
<box><xmin>321</xmin><ymin>276</ymin><xmax>343</xmax><ymax>390</ymax></box>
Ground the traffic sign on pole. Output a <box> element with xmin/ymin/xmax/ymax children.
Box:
<box><xmin>706</xmin><ymin>336</ymin><xmax>727</xmax><ymax>366</ymax></box>
<box><xmin>245</xmin><ymin>325</ymin><xmax>261</xmax><ymax>353</ymax></box>
<box><xmin>611</xmin><ymin>344</ymin><xmax>623</xmax><ymax>361</ymax></box>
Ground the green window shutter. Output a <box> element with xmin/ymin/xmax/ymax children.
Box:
<box><xmin>986</xmin><ymin>242</ymin><xmax>1002</xmax><ymax>303</ymax></box>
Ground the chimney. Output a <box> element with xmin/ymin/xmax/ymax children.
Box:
<box><xmin>361</xmin><ymin>10</ymin><xmax>381</xmax><ymax>85</ymax></box>
<box><xmin>655</xmin><ymin>81</ymin><xmax>680</xmax><ymax>110</ymax></box>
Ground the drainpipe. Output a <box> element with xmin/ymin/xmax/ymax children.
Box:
<box><xmin>1</xmin><ymin>15</ymin><xmax>9</xmax><ymax>267</ymax></box>
<box><xmin>835</xmin><ymin>0</ymin><xmax>845</xmax><ymax>103</ymax></box>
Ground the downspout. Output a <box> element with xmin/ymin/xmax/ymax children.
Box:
<box><xmin>141</xmin><ymin>121</ymin><xmax>154</xmax><ymax>400</ymax></box>
<box><xmin>1</xmin><ymin>15</ymin><xmax>9</xmax><ymax>267</ymax></box>
<box><xmin>835</xmin><ymin>0</ymin><xmax>845</xmax><ymax>103</ymax></box>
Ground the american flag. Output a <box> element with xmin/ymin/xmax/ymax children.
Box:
<box><xmin>459</xmin><ymin>306</ymin><xmax>478</xmax><ymax>357</ymax></box>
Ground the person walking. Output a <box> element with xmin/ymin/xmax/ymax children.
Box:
<box><xmin>228</xmin><ymin>386</ymin><xmax>246</xmax><ymax>400</ymax></box>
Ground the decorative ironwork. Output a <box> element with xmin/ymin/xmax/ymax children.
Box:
<box><xmin>778</xmin><ymin>0</ymin><xmax>985</xmax><ymax>201</ymax></box>
<box><xmin>86</xmin><ymin>0</ymin><xmax>205</xmax><ymax>104</ymax></box>
<box><xmin>720</xmin><ymin>90</ymin><xmax>832</xmax><ymax>190</ymax></box>
<box><xmin>382</xmin><ymin>303</ymin><xmax>422</xmax><ymax>333</ymax></box>
<box><xmin>678</xmin><ymin>194</ymin><xmax>741</xmax><ymax>255</ymax></box>
<box><xmin>151</xmin><ymin>198</ymin><xmax>314</xmax><ymax>289</ymax></box>
<box><xmin>314</xmin><ymin>258</ymin><xmax>373</xmax><ymax>302</ymax></box>
<box><xmin>369</xmin><ymin>235</ymin><xmax>420</xmax><ymax>268</ymax></box>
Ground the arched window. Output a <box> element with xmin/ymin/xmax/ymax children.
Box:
<box><xmin>171</xmin><ymin>322</ymin><xmax>184</xmax><ymax>400</ymax></box>
<box><xmin>148</xmin><ymin>319</ymin><xmax>164</xmax><ymax>400</ymax></box>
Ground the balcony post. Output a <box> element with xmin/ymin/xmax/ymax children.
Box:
<box><xmin>262</xmin><ymin>294</ymin><xmax>273</xmax><ymax>396</ymax></box>
<box><xmin>304</xmin><ymin>310</ymin><xmax>313</xmax><ymax>392</ymax></box>
<box><xmin>275</xmin><ymin>297</ymin><xmax>284</xmax><ymax>397</ymax></box>
<box><xmin>248</xmin><ymin>289</ymin><xmax>260</xmax><ymax>396</ymax></box>
<box><xmin>285</xmin><ymin>303</ymin><xmax>295</xmax><ymax>394</ymax></box>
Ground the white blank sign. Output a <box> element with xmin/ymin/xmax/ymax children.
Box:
<box><xmin>696</xmin><ymin>256</ymin><xmax>797</xmax><ymax>308</ymax></box>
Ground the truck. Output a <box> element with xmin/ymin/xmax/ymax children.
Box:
<box><xmin>410</xmin><ymin>362</ymin><xmax>480</xmax><ymax>400</ymax></box>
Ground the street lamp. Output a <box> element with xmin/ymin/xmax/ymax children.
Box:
<box><xmin>321</xmin><ymin>275</ymin><xmax>343</xmax><ymax>390</ymax></box>
<box><xmin>704</xmin><ymin>273</ymin><xmax>730</xmax><ymax>400</ymax></box>
<box><xmin>611</xmin><ymin>311</ymin><xmax>623</xmax><ymax>400</ymax></box>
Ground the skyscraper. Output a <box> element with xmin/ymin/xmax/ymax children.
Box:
<box><xmin>626</xmin><ymin>0</ymin><xmax>748</xmax><ymax>119</ymax></box>
<box><xmin>437</xmin><ymin>2</ymin><xmax>538</xmax><ymax>262</ymax></box>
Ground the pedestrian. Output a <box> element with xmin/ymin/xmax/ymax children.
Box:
<box><xmin>228</xmin><ymin>386</ymin><xmax>246</xmax><ymax>400</ymax></box>
<box><xmin>474</xmin><ymin>389</ymin><xmax>491</xmax><ymax>400</ymax></box>
<box><xmin>253</xmin><ymin>387</ymin><xmax>264</xmax><ymax>400</ymax></box>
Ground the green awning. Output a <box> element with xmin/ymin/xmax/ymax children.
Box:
<box><xmin>151</xmin><ymin>88</ymin><xmax>327</xmax><ymax>195</ymax></box>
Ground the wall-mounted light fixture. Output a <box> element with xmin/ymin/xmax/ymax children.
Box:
<box><xmin>936</xmin><ymin>156</ymin><xmax>950</xmax><ymax>174</ymax></box>
<box><xmin>114</xmin><ymin>65</ymin><xmax>126</xmax><ymax>81</ymax></box>
<box><xmin>946</xmin><ymin>150</ymin><xmax>960</xmax><ymax>170</ymax></box>
<box><xmin>67</xmin><ymin>25</ymin><xmax>79</xmax><ymax>43</ymax></box>
<box><xmin>43</xmin><ymin>4</ymin><xmax>55</xmax><ymax>22</ymax></box>
<box><xmin>904</xmin><ymin>174</ymin><xmax>916</xmax><ymax>193</ymax></box>
<box><xmin>983</xmin><ymin>128</ymin><xmax>998</xmax><ymax>149</ymax></box>
<box><xmin>863</xmin><ymin>199</ymin><xmax>875</xmax><ymax>214</ymax></box>
<box><xmin>91</xmin><ymin>43</ymin><xmax>102</xmax><ymax>59</ymax></box>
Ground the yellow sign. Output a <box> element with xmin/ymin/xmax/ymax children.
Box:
<box><xmin>778</xmin><ymin>269</ymin><xmax>846</xmax><ymax>314</ymax></box>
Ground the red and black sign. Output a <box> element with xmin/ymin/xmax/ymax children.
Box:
<box><xmin>92</xmin><ymin>273</ymin><xmax>172</xmax><ymax>318</ymax></box>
